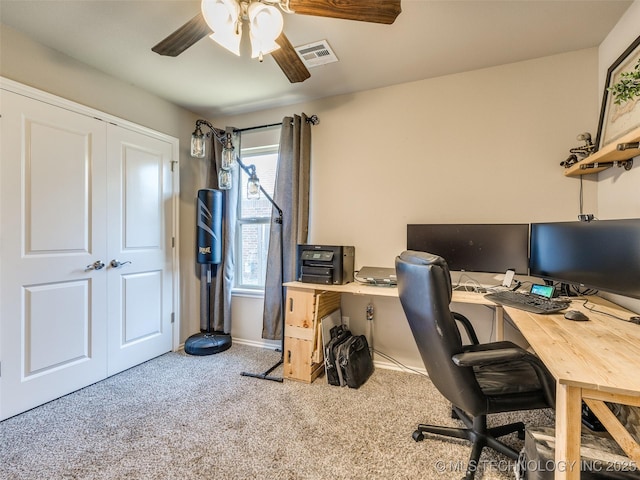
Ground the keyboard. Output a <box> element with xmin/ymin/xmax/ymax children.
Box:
<box><xmin>484</xmin><ymin>290</ymin><xmax>570</xmax><ymax>314</ymax></box>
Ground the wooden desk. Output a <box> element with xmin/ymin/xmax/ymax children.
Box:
<box><xmin>503</xmin><ymin>297</ymin><xmax>640</xmax><ymax>479</ymax></box>
<box><xmin>284</xmin><ymin>281</ymin><xmax>506</xmax><ymax>339</ymax></box>
<box><xmin>284</xmin><ymin>280</ymin><xmax>500</xmax><ymax>305</ymax></box>
<box><xmin>282</xmin><ymin>281</ymin><xmax>504</xmax><ymax>381</ymax></box>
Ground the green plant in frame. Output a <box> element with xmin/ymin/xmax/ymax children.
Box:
<box><xmin>608</xmin><ymin>57</ymin><xmax>640</xmax><ymax>105</ymax></box>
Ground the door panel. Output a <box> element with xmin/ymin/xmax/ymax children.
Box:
<box><xmin>122</xmin><ymin>271</ymin><xmax>162</xmax><ymax>344</ymax></box>
<box><xmin>0</xmin><ymin>90</ymin><xmax>108</xmax><ymax>420</ymax></box>
<box><xmin>106</xmin><ymin>125</ymin><xmax>173</xmax><ymax>376</ymax></box>
<box><xmin>123</xmin><ymin>146</ymin><xmax>162</xmax><ymax>248</ymax></box>
<box><xmin>25</xmin><ymin>280</ymin><xmax>90</xmax><ymax>374</ymax></box>
<box><xmin>27</xmin><ymin>121</ymin><xmax>91</xmax><ymax>253</ymax></box>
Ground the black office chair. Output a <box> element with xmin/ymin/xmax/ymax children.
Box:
<box><xmin>395</xmin><ymin>250</ymin><xmax>556</xmax><ymax>480</ymax></box>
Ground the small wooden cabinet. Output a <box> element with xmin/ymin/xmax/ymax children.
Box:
<box><xmin>283</xmin><ymin>287</ymin><xmax>341</xmax><ymax>383</ymax></box>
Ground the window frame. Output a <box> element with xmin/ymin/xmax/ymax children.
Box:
<box><xmin>233</xmin><ymin>144</ymin><xmax>279</xmax><ymax>293</ymax></box>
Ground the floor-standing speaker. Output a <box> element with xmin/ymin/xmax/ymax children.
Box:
<box><xmin>184</xmin><ymin>189</ymin><xmax>232</xmax><ymax>355</ymax></box>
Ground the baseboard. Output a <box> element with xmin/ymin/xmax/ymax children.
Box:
<box><xmin>373</xmin><ymin>359</ymin><xmax>427</xmax><ymax>376</ymax></box>
<box><xmin>232</xmin><ymin>337</ymin><xmax>281</xmax><ymax>351</ymax></box>
<box><xmin>176</xmin><ymin>337</ymin><xmax>428</xmax><ymax>377</ymax></box>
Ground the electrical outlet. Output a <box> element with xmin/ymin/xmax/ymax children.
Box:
<box><xmin>342</xmin><ymin>316</ymin><xmax>350</xmax><ymax>328</ymax></box>
<box><xmin>366</xmin><ymin>303</ymin><xmax>374</xmax><ymax>321</ymax></box>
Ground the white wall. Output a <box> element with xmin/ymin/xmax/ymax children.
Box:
<box><xmin>596</xmin><ymin>1</ymin><xmax>640</xmax><ymax>313</ymax></box>
<box><xmin>217</xmin><ymin>48</ymin><xmax>604</xmax><ymax>369</ymax></box>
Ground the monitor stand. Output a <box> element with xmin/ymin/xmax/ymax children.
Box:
<box><xmin>546</xmin><ymin>280</ymin><xmax>577</xmax><ymax>297</ymax></box>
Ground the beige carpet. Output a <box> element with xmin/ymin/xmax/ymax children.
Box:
<box><xmin>0</xmin><ymin>343</ymin><xmax>553</xmax><ymax>479</ymax></box>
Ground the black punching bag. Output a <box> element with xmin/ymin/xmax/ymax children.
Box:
<box><xmin>196</xmin><ymin>189</ymin><xmax>222</xmax><ymax>265</ymax></box>
<box><xmin>184</xmin><ymin>189</ymin><xmax>232</xmax><ymax>355</ymax></box>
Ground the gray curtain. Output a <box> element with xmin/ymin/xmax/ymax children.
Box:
<box><xmin>262</xmin><ymin>114</ymin><xmax>312</xmax><ymax>340</ymax></box>
<box><xmin>200</xmin><ymin>127</ymin><xmax>239</xmax><ymax>333</ymax></box>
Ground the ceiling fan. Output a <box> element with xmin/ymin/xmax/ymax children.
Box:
<box><xmin>152</xmin><ymin>0</ymin><xmax>402</xmax><ymax>83</ymax></box>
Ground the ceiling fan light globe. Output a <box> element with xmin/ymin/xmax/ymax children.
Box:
<box><xmin>248</xmin><ymin>2</ymin><xmax>283</xmax><ymax>58</ymax></box>
<box><xmin>201</xmin><ymin>0</ymin><xmax>238</xmax><ymax>31</ymax></box>
<box><xmin>202</xmin><ymin>0</ymin><xmax>242</xmax><ymax>55</ymax></box>
<box><xmin>249</xmin><ymin>33</ymin><xmax>280</xmax><ymax>59</ymax></box>
<box><xmin>209</xmin><ymin>30</ymin><xmax>241</xmax><ymax>56</ymax></box>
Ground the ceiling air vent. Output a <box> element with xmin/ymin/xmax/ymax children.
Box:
<box><xmin>295</xmin><ymin>40</ymin><xmax>339</xmax><ymax>68</ymax></box>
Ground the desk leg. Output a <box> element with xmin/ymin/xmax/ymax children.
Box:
<box><xmin>495</xmin><ymin>306</ymin><xmax>504</xmax><ymax>341</ymax></box>
<box><xmin>554</xmin><ymin>383</ymin><xmax>582</xmax><ymax>480</ymax></box>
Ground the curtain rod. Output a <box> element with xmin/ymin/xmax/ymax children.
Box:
<box><xmin>232</xmin><ymin>115</ymin><xmax>319</xmax><ymax>134</ymax></box>
<box><xmin>233</xmin><ymin>122</ymin><xmax>282</xmax><ymax>134</ymax></box>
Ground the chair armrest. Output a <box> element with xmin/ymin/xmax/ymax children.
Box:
<box><xmin>452</xmin><ymin>312</ymin><xmax>479</xmax><ymax>345</ymax></box>
<box><xmin>452</xmin><ymin>347</ymin><xmax>526</xmax><ymax>367</ymax></box>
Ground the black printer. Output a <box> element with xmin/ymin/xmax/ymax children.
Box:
<box><xmin>296</xmin><ymin>245</ymin><xmax>355</xmax><ymax>285</ymax></box>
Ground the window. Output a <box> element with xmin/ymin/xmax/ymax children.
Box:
<box><xmin>234</xmin><ymin>145</ymin><xmax>279</xmax><ymax>290</ymax></box>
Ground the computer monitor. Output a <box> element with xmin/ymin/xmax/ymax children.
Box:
<box><xmin>529</xmin><ymin>219</ymin><xmax>640</xmax><ymax>299</ymax></box>
<box><xmin>406</xmin><ymin>223</ymin><xmax>530</xmax><ymax>274</ymax></box>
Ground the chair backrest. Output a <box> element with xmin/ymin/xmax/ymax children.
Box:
<box><xmin>395</xmin><ymin>250</ymin><xmax>486</xmax><ymax>415</ymax></box>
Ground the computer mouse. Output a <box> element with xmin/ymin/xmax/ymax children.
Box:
<box><xmin>629</xmin><ymin>316</ymin><xmax>640</xmax><ymax>325</ymax></box>
<box><xmin>564</xmin><ymin>310</ymin><xmax>589</xmax><ymax>321</ymax></box>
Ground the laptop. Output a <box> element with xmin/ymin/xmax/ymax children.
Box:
<box><xmin>356</xmin><ymin>266</ymin><xmax>397</xmax><ymax>286</ymax></box>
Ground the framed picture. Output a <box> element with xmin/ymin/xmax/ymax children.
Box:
<box><xmin>595</xmin><ymin>33</ymin><xmax>640</xmax><ymax>151</ymax></box>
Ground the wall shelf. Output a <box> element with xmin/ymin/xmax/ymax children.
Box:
<box><xmin>564</xmin><ymin>125</ymin><xmax>640</xmax><ymax>176</ymax></box>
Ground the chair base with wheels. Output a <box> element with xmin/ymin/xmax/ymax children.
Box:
<box><xmin>413</xmin><ymin>405</ymin><xmax>525</xmax><ymax>479</ymax></box>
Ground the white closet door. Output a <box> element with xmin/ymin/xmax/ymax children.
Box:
<box><xmin>105</xmin><ymin>125</ymin><xmax>173</xmax><ymax>376</ymax></box>
<box><xmin>0</xmin><ymin>90</ymin><xmax>109</xmax><ymax>420</ymax></box>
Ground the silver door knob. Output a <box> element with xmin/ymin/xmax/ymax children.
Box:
<box><xmin>86</xmin><ymin>260</ymin><xmax>105</xmax><ymax>271</ymax></box>
<box><xmin>110</xmin><ymin>259</ymin><xmax>132</xmax><ymax>268</ymax></box>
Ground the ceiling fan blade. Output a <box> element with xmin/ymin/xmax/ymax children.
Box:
<box><xmin>288</xmin><ymin>0</ymin><xmax>401</xmax><ymax>25</ymax></box>
<box><xmin>271</xmin><ymin>33</ymin><xmax>311</xmax><ymax>83</ymax></box>
<box><xmin>152</xmin><ymin>14</ymin><xmax>212</xmax><ymax>57</ymax></box>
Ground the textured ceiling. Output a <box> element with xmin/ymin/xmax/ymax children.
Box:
<box><xmin>0</xmin><ymin>0</ymin><xmax>632</xmax><ymax>117</ymax></box>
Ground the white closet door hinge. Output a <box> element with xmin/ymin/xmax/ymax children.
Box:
<box><xmin>171</xmin><ymin>312</ymin><xmax>175</xmax><ymax>324</ymax></box>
